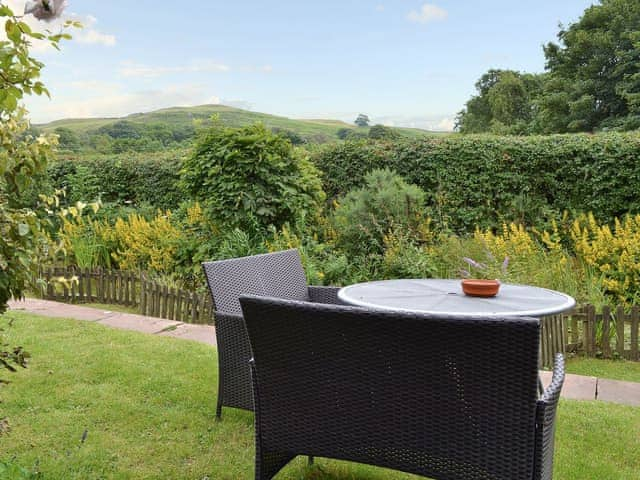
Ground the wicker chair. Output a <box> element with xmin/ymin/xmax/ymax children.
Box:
<box><xmin>240</xmin><ymin>295</ymin><xmax>565</xmax><ymax>480</ymax></box>
<box><xmin>202</xmin><ymin>249</ymin><xmax>342</xmax><ymax>418</ymax></box>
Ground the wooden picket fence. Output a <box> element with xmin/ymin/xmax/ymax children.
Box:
<box><xmin>563</xmin><ymin>305</ymin><xmax>639</xmax><ymax>361</ymax></box>
<box><xmin>39</xmin><ymin>266</ymin><xmax>214</xmax><ymax>324</ymax></box>
<box><xmin>39</xmin><ymin>267</ymin><xmax>640</xmax><ymax>362</ymax></box>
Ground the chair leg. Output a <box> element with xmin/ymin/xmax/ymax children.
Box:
<box><xmin>216</xmin><ymin>372</ymin><xmax>224</xmax><ymax>419</ymax></box>
<box><xmin>308</xmin><ymin>456</ymin><xmax>314</xmax><ymax>465</ymax></box>
<box><xmin>216</xmin><ymin>398</ymin><xmax>223</xmax><ymax>420</ymax></box>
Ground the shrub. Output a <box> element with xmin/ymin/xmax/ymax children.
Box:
<box><xmin>381</xmin><ymin>226</ymin><xmax>437</xmax><ymax>279</ymax></box>
<box><xmin>181</xmin><ymin>123</ymin><xmax>325</xmax><ymax>233</ymax></box>
<box><xmin>58</xmin><ymin>202</ymin><xmax>112</xmax><ymax>269</ymax></box>
<box><xmin>368</xmin><ymin>124</ymin><xmax>399</xmax><ymax>140</ymax></box>
<box><xmin>332</xmin><ymin>169</ymin><xmax>428</xmax><ymax>256</ymax></box>
<box><xmin>111</xmin><ymin>211</ymin><xmax>181</xmax><ymax>274</ymax></box>
<box><xmin>51</xmin><ymin>152</ymin><xmax>185</xmax><ymax>211</ymax></box>
<box><xmin>313</xmin><ymin>132</ymin><xmax>640</xmax><ymax>233</ymax></box>
<box><xmin>571</xmin><ymin>213</ymin><xmax>640</xmax><ymax>304</ymax></box>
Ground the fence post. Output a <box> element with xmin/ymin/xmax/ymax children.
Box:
<box><xmin>77</xmin><ymin>268</ymin><xmax>84</xmax><ymax>303</ymax></box>
<box><xmin>191</xmin><ymin>292</ymin><xmax>198</xmax><ymax>323</ymax></box>
<box><xmin>70</xmin><ymin>268</ymin><xmax>77</xmax><ymax>304</ymax></box>
<box><xmin>176</xmin><ymin>291</ymin><xmax>183</xmax><ymax>322</ymax></box>
<box><xmin>615</xmin><ymin>306</ymin><xmax>625</xmax><ymax>358</ymax></box>
<box><xmin>139</xmin><ymin>272</ymin><xmax>146</xmax><ymax>315</ymax></box>
<box><xmin>602</xmin><ymin>306</ymin><xmax>611</xmax><ymax>357</ymax></box>
<box><xmin>631</xmin><ymin>306</ymin><xmax>639</xmax><ymax>361</ymax></box>
<box><xmin>160</xmin><ymin>285</ymin><xmax>168</xmax><ymax>319</ymax></box>
<box><xmin>168</xmin><ymin>288</ymin><xmax>175</xmax><ymax>320</ymax></box>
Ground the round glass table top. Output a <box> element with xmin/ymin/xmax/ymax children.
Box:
<box><xmin>338</xmin><ymin>279</ymin><xmax>576</xmax><ymax>318</ymax></box>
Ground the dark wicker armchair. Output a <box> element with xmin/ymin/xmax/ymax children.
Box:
<box><xmin>240</xmin><ymin>295</ymin><xmax>565</xmax><ymax>480</ymax></box>
<box><xmin>202</xmin><ymin>249</ymin><xmax>342</xmax><ymax>418</ymax></box>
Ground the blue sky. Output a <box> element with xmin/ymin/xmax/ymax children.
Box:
<box><xmin>10</xmin><ymin>0</ymin><xmax>595</xmax><ymax>130</ymax></box>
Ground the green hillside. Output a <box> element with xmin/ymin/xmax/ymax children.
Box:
<box><xmin>36</xmin><ymin>104</ymin><xmax>438</xmax><ymax>154</ymax></box>
<box><xmin>39</xmin><ymin>105</ymin><xmax>346</xmax><ymax>137</ymax></box>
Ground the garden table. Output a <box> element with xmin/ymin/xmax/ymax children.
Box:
<box><xmin>337</xmin><ymin>279</ymin><xmax>575</xmax><ymax>318</ymax></box>
<box><xmin>338</xmin><ymin>279</ymin><xmax>576</xmax><ymax>382</ymax></box>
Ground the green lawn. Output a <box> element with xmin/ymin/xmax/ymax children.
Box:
<box><xmin>565</xmin><ymin>356</ymin><xmax>640</xmax><ymax>383</ymax></box>
<box><xmin>1</xmin><ymin>312</ymin><xmax>639</xmax><ymax>479</ymax></box>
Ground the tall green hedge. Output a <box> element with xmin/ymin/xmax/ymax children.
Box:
<box><xmin>48</xmin><ymin>152</ymin><xmax>185</xmax><ymax>211</ymax></box>
<box><xmin>313</xmin><ymin>133</ymin><xmax>640</xmax><ymax>232</ymax></box>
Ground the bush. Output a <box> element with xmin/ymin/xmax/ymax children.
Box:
<box><xmin>181</xmin><ymin>123</ymin><xmax>325</xmax><ymax>233</ymax></box>
<box><xmin>368</xmin><ymin>124</ymin><xmax>399</xmax><ymax>140</ymax></box>
<box><xmin>332</xmin><ymin>169</ymin><xmax>428</xmax><ymax>256</ymax></box>
<box><xmin>380</xmin><ymin>226</ymin><xmax>436</xmax><ymax>279</ymax></box>
<box><xmin>313</xmin><ymin>132</ymin><xmax>640</xmax><ymax>233</ymax></box>
<box><xmin>50</xmin><ymin>152</ymin><xmax>185</xmax><ymax>211</ymax></box>
<box><xmin>570</xmin><ymin>213</ymin><xmax>640</xmax><ymax>304</ymax></box>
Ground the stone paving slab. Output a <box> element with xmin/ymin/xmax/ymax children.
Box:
<box><xmin>157</xmin><ymin>323</ymin><xmax>216</xmax><ymax>346</ymax></box>
<box><xmin>539</xmin><ymin>370</ymin><xmax>598</xmax><ymax>401</ymax></box>
<box><xmin>8</xmin><ymin>298</ymin><xmax>118</xmax><ymax>322</ymax></box>
<box><xmin>97</xmin><ymin>313</ymin><xmax>182</xmax><ymax>335</ymax></box>
<box><xmin>597</xmin><ymin>379</ymin><xmax>640</xmax><ymax>407</ymax></box>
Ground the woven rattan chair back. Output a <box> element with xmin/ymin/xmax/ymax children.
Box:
<box><xmin>240</xmin><ymin>295</ymin><xmax>559</xmax><ymax>480</ymax></box>
<box><xmin>203</xmin><ymin>249</ymin><xmax>309</xmax><ymax>316</ymax></box>
<box><xmin>203</xmin><ymin>249</ymin><xmax>333</xmax><ymax>418</ymax></box>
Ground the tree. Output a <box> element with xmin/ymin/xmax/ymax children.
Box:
<box><xmin>0</xmin><ymin>3</ymin><xmax>73</xmax><ymax>377</ymax></box>
<box><xmin>181</xmin><ymin>123</ymin><xmax>325</xmax><ymax>234</ymax></box>
<box><xmin>54</xmin><ymin>127</ymin><xmax>81</xmax><ymax>151</ymax></box>
<box><xmin>458</xmin><ymin>1</ymin><xmax>640</xmax><ymax>134</ymax></box>
<box><xmin>354</xmin><ymin>114</ymin><xmax>370</xmax><ymax>127</ymax></box>
<box><xmin>455</xmin><ymin>70</ymin><xmax>545</xmax><ymax>134</ymax></box>
<box><xmin>333</xmin><ymin>169</ymin><xmax>427</xmax><ymax>256</ymax></box>
<box><xmin>539</xmin><ymin>0</ymin><xmax>640</xmax><ymax>132</ymax></box>
<box><xmin>368</xmin><ymin>124</ymin><xmax>399</xmax><ymax>140</ymax></box>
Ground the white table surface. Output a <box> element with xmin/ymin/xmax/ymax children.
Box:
<box><xmin>338</xmin><ymin>279</ymin><xmax>576</xmax><ymax>318</ymax></box>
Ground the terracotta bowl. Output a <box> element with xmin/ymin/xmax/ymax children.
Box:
<box><xmin>461</xmin><ymin>279</ymin><xmax>500</xmax><ymax>297</ymax></box>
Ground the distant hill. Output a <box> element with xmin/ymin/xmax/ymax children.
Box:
<box><xmin>35</xmin><ymin>104</ymin><xmax>438</xmax><ymax>154</ymax></box>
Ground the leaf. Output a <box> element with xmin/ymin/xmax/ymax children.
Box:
<box><xmin>17</xmin><ymin>223</ymin><xmax>29</xmax><ymax>236</ymax></box>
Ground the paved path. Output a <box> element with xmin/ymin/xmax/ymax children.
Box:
<box><xmin>8</xmin><ymin>298</ymin><xmax>216</xmax><ymax>346</ymax></box>
<box><xmin>8</xmin><ymin>298</ymin><xmax>640</xmax><ymax>407</ymax></box>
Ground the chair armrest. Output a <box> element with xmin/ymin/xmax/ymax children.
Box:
<box><xmin>307</xmin><ymin>286</ymin><xmax>344</xmax><ymax>305</ymax></box>
<box><xmin>533</xmin><ymin>353</ymin><xmax>565</xmax><ymax>480</ymax></box>
<box><xmin>539</xmin><ymin>353</ymin><xmax>565</xmax><ymax>403</ymax></box>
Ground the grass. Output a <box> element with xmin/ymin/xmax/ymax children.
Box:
<box><xmin>1</xmin><ymin>312</ymin><xmax>639</xmax><ymax>479</ymax></box>
<box><xmin>565</xmin><ymin>356</ymin><xmax>640</xmax><ymax>383</ymax></box>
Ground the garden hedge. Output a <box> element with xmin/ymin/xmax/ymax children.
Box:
<box><xmin>312</xmin><ymin>133</ymin><xmax>640</xmax><ymax>232</ymax></box>
<box><xmin>49</xmin><ymin>152</ymin><xmax>185</xmax><ymax>211</ymax></box>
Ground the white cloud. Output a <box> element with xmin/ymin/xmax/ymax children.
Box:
<box><xmin>434</xmin><ymin>117</ymin><xmax>455</xmax><ymax>131</ymax></box>
<box><xmin>74</xmin><ymin>16</ymin><xmax>116</xmax><ymax>46</ymax></box>
<box><xmin>407</xmin><ymin>4</ymin><xmax>448</xmax><ymax>24</ymax></box>
<box><xmin>375</xmin><ymin>4</ymin><xmax>385</xmax><ymax>12</ymax></box>
<box><xmin>119</xmin><ymin>60</ymin><xmax>231</xmax><ymax>78</ymax></box>
<box><xmin>2</xmin><ymin>1</ymin><xmax>116</xmax><ymax>50</ymax></box>
<box><xmin>376</xmin><ymin>114</ymin><xmax>455</xmax><ymax>131</ymax></box>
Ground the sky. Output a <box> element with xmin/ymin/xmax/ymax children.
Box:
<box><xmin>6</xmin><ymin>0</ymin><xmax>596</xmax><ymax>131</ymax></box>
